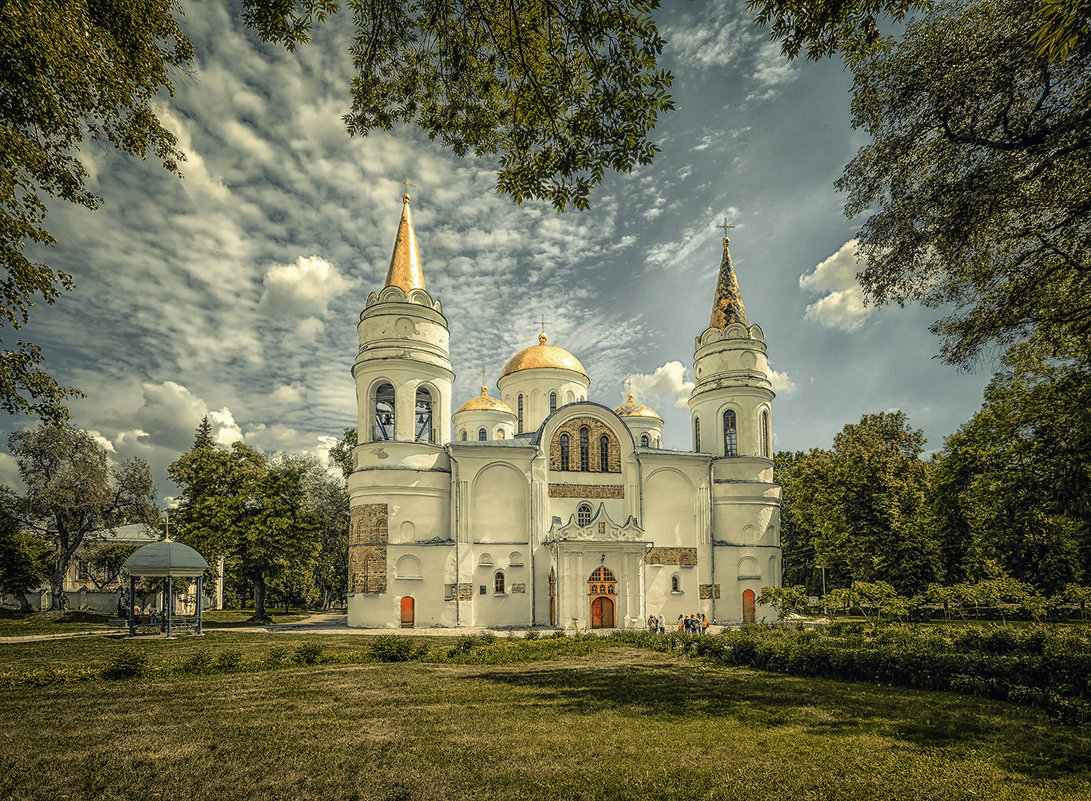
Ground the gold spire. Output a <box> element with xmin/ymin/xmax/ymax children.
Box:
<box><xmin>384</xmin><ymin>193</ymin><xmax>426</xmax><ymax>293</ymax></box>
<box><xmin>709</xmin><ymin>236</ymin><xmax>748</xmax><ymax>330</ymax></box>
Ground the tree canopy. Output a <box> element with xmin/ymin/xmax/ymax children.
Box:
<box><xmin>837</xmin><ymin>0</ymin><xmax>1090</xmax><ymax>366</ymax></box>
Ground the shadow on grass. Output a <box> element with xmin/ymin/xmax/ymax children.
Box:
<box><xmin>472</xmin><ymin>658</ymin><xmax>1091</xmax><ymax>782</ymax></box>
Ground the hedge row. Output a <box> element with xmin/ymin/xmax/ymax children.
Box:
<box><xmin>611</xmin><ymin>625</ymin><xmax>1091</xmax><ymax>725</ymax></box>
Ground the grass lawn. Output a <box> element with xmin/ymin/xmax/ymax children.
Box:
<box><xmin>0</xmin><ymin>608</ymin><xmax>115</xmax><ymax>637</ymax></box>
<box><xmin>201</xmin><ymin>608</ymin><xmax>314</xmax><ymax>627</ymax></box>
<box><xmin>0</xmin><ymin>635</ymin><xmax>1088</xmax><ymax>801</ymax></box>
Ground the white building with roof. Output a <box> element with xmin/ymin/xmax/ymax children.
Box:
<box><xmin>347</xmin><ymin>194</ymin><xmax>782</xmax><ymax>629</ymax></box>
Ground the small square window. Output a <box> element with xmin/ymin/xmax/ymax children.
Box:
<box><xmin>479</xmin><ymin>585</ymin><xmax>487</xmax><ymax>595</ymax></box>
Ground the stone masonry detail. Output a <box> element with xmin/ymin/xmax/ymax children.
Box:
<box><xmin>645</xmin><ymin>547</ymin><xmax>698</xmax><ymax>565</ymax></box>
<box><xmin>349</xmin><ymin>504</ymin><xmax>388</xmax><ymax>593</ymax></box>
<box><xmin>549</xmin><ymin>416</ymin><xmax>621</xmax><ymax>472</ymax></box>
<box><xmin>548</xmin><ymin>484</ymin><xmax>624</xmax><ymax>499</ymax></box>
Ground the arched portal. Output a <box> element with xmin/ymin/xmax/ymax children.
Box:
<box><xmin>400</xmin><ymin>596</ymin><xmax>415</xmax><ymax>628</ymax></box>
<box><xmin>588</xmin><ymin>566</ymin><xmax>617</xmax><ymax>628</ymax></box>
<box><xmin>742</xmin><ymin>589</ymin><xmax>755</xmax><ymax>624</ymax></box>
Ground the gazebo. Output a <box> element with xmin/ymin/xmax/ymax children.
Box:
<box><xmin>123</xmin><ymin>538</ymin><xmax>209</xmax><ymax>636</ymax></box>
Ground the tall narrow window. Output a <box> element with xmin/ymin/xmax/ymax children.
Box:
<box><xmin>415</xmin><ymin>387</ymin><xmax>433</xmax><ymax>443</ymax></box>
<box><xmin>478</xmin><ymin>427</ymin><xmax>487</xmax><ymax>441</ymax></box>
<box><xmin>723</xmin><ymin>409</ymin><xmax>737</xmax><ymax>457</ymax></box>
<box><xmin>494</xmin><ymin>571</ymin><xmax>505</xmax><ymax>594</ymax></box>
<box><xmin>600</xmin><ymin>435</ymin><xmax>609</xmax><ymax>471</ymax></box>
<box><xmin>517</xmin><ymin>394</ymin><xmax>524</xmax><ymax>433</ymax></box>
<box><xmin>460</xmin><ymin>429</ymin><xmax>467</xmax><ymax>441</ymax></box>
<box><xmin>694</xmin><ymin>418</ymin><xmax>701</xmax><ymax>452</ymax></box>
<box><xmin>577</xmin><ymin>503</ymin><xmax>593</xmax><ymax>526</ymax></box>
<box><xmin>373</xmin><ymin>383</ymin><xmax>395</xmax><ymax>441</ymax></box>
<box><xmin>549</xmin><ymin>392</ymin><xmax>557</xmax><ymax>414</ymax></box>
<box><xmin>560</xmin><ymin>433</ymin><xmax>570</xmax><ymax>470</ymax></box>
<box><xmin>579</xmin><ymin>427</ymin><xmax>590</xmax><ymax>471</ymax></box>
<box><xmin>640</xmin><ymin>434</ymin><xmax>649</xmax><ymax>447</ymax></box>
<box><xmin>761</xmin><ymin>411</ymin><xmax>770</xmax><ymax>457</ymax></box>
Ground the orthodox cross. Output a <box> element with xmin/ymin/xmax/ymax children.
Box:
<box><xmin>402</xmin><ymin>176</ymin><xmax>416</xmax><ymax>195</ymax></box>
<box><xmin>481</xmin><ymin>369</ymin><xmax>487</xmax><ymax>388</ymax></box>
<box><xmin>625</xmin><ymin>376</ymin><xmax>633</xmax><ymax>398</ymax></box>
<box><xmin>720</xmin><ymin>218</ymin><xmax>736</xmax><ymax>237</ymax></box>
<box><xmin>537</xmin><ymin>315</ymin><xmax>549</xmax><ymax>336</ymax></box>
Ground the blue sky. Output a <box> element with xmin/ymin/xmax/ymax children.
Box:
<box><xmin>1</xmin><ymin>0</ymin><xmax>995</xmax><ymax>499</ymax></box>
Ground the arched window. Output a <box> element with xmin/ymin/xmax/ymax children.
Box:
<box><xmin>478</xmin><ymin>427</ymin><xmax>487</xmax><ymax>441</ymax></box>
<box><xmin>579</xmin><ymin>427</ymin><xmax>590</xmax><ymax>471</ymax></box>
<box><xmin>494</xmin><ymin>570</ymin><xmax>505</xmax><ymax>593</ymax></box>
<box><xmin>549</xmin><ymin>392</ymin><xmax>557</xmax><ymax>414</ymax></box>
<box><xmin>640</xmin><ymin>434</ymin><xmax>649</xmax><ymax>447</ymax></box>
<box><xmin>577</xmin><ymin>503</ymin><xmax>593</xmax><ymax>526</ymax></box>
<box><xmin>671</xmin><ymin>574</ymin><xmax>680</xmax><ymax>593</ymax></box>
<box><xmin>694</xmin><ymin>418</ymin><xmax>701</xmax><ymax>452</ymax></box>
<box><xmin>761</xmin><ymin>410</ymin><xmax>770</xmax><ymax>457</ymax></box>
<box><xmin>497</xmin><ymin>429</ymin><xmax>505</xmax><ymax>439</ymax></box>
<box><xmin>460</xmin><ymin>429</ymin><xmax>467</xmax><ymax>441</ymax></box>
<box><xmin>517</xmin><ymin>394</ymin><xmax>524</xmax><ymax>432</ymax></box>
<box><xmin>373</xmin><ymin>383</ymin><xmax>395</xmax><ymax>441</ymax></box>
<box><xmin>599</xmin><ymin>435</ymin><xmax>609</xmax><ymax>471</ymax></box>
<box><xmin>415</xmin><ymin>387</ymin><xmax>433</xmax><ymax>443</ymax></box>
<box><xmin>723</xmin><ymin>409</ymin><xmax>737</xmax><ymax>457</ymax></box>
<box><xmin>560</xmin><ymin>433</ymin><xmax>570</xmax><ymax>469</ymax></box>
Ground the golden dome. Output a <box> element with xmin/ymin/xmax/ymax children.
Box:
<box><xmin>456</xmin><ymin>387</ymin><xmax>515</xmax><ymax>415</ymax></box>
<box><xmin>500</xmin><ymin>334</ymin><xmax>587</xmax><ymax>379</ymax></box>
<box><xmin>614</xmin><ymin>394</ymin><xmax>662</xmax><ymax>421</ymax></box>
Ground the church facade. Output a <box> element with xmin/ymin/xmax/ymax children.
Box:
<box><xmin>347</xmin><ymin>195</ymin><xmax>782</xmax><ymax>629</ymax></box>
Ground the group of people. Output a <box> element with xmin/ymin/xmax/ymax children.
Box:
<box><xmin>646</xmin><ymin>614</ymin><xmax>709</xmax><ymax>634</ymax></box>
<box><xmin>116</xmin><ymin>597</ymin><xmax>159</xmax><ymax>626</ymax></box>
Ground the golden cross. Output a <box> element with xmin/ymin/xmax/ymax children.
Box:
<box><xmin>480</xmin><ymin>369</ymin><xmax>487</xmax><ymax>386</ymax></box>
<box><xmin>625</xmin><ymin>376</ymin><xmax>633</xmax><ymax>397</ymax></box>
<box><xmin>402</xmin><ymin>176</ymin><xmax>416</xmax><ymax>195</ymax></box>
<box><xmin>537</xmin><ymin>316</ymin><xmax>549</xmax><ymax>335</ymax></box>
<box><xmin>720</xmin><ymin>218</ymin><xmax>736</xmax><ymax>237</ymax></box>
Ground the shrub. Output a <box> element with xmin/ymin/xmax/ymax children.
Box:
<box><xmin>215</xmin><ymin>649</ymin><xmax>244</xmax><ymax>672</ymax></box>
<box><xmin>102</xmin><ymin>648</ymin><xmax>149</xmax><ymax>680</ymax></box>
<box><xmin>524</xmin><ymin>629</ymin><xmax>540</xmax><ymax>640</ymax></box>
<box><xmin>294</xmin><ymin>642</ymin><xmax>323</xmax><ymax>665</ymax></box>
<box><xmin>266</xmin><ymin>646</ymin><xmax>292</xmax><ymax>667</ymax></box>
<box><xmin>182</xmin><ymin>651</ymin><xmax>214</xmax><ymax>674</ymax></box>
<box><xmin>370</xmin><ymin>635</ymin><xmax>424</xmax><ymax>662</ymax></box>
<box><xmin>478</xmin><ymin>631</ymin><xmax>497</xmax><ymax>646</ymax></box>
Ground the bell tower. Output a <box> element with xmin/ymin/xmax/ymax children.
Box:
<box><xmin>689</xmin><ymin>235</ymin><xmax>781</xmax><ymax>624</ymax></box>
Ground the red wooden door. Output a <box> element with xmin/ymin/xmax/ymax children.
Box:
<box><xmin>591</xmin><ymin>596</ymin><xmax>615</xmax><ymax>628</ymax></box>
<box><xmin>400</xmin><ymin>596</ymin><xmax>415</xmax><ymax>628</ymax></box>
<box><xmin>742</xmin><ymin>589</ymin><xmax>755</xmax><ymax>624</ymax></box>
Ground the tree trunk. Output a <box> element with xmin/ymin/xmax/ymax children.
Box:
<box><xmin>50</xmin><ymin>562</ymin><xmax>68</xmax><ymax>611</ymax></box>
<box><xmin>253</xmin><ymin>571</ymin><xmax>267</xmax><ymax>621</ymax></box>
<box><xmin>15</xmin><ymin>593</ymin><xmax>30</xmax><ymax>612</ymax></box>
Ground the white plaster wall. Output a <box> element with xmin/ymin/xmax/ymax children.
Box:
<box><xmin>498</xmin><ymin>367</ymin><xmax>589</xmax><ymax>434</ymax></box>
<box><xmin>623</xmin><ymin>415</ymin><xmax>664</xmax><ymax>447</ymax></box>
<box><xmin>642</xmin><ymin>468</ymin><xmax>698</xmax><ymax>546</ymax></box>
<box><xmin>453</xmin><ymin>408</ymin><xmax>516</xmax><ymax>442</ymax></box>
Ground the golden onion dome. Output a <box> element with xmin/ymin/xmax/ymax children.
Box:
<box><xmin>614</xmin><ymin>394</ymin><xmax>662</xmax><ymax>421</ymax></box>
<box><xmin>456</xmin><ymin>387</ymin><xmax>515</xmax><ymax>415</ymax></box>
<box><xmin>500</xmin><ymin>334</ymin><xmax>587</xmax><ymax>379</ymax></box>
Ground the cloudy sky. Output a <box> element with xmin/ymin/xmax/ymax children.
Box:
<box><xmin>2</xmin><ymin>0</ymin><xmax>994</xmax><ymax>500</ymax></box>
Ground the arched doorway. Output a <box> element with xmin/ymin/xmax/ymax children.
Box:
<box><xmin>400</xmin><ymin>596</ymin><xmax>415</xmax><ymax>628</ymax></box>
<box><xmin>588</xmin><ymin>566</ymin><xmax>617</xmax><ymax>629</ymax></box>
<box><xmin>742</xmin><ymin>589</ymin><xmax>755</xmax><ymax>624</ymax></box>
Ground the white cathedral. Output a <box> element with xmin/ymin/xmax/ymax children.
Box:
<box><xmin>347</xmin><ymin>194</ymin><xmax>782</xmax><ymax>630</ymax></box>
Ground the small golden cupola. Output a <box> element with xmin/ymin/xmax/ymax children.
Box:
<box><xmin>453</xmin><ymin>385</ymin><xmax>517</xmax><ymax>442</ymax></box>
<box><xmin>709</xmin><ymin>236</ymin><xmax>747</xmax><ymax>330</ymax></box>
<box><xmin>384</xmin><ymin>193</ymin><xmax>427</xmax><ymax>294</ymax></box>
<box><xmin>614</xmin><ymin>393</ymin><xmax>664</xmax><ymax>448</ymax></box>
<box><xmin>496</xmin><ymin>333</ymin><xmax>591</xmax><ymax>435</ymax></box>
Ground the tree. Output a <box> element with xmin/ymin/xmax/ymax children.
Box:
<box><xmin>169</xmin><ymin>424</ymin><xmax>322</xmax><ymax>621</ymax></box>
<box><xmin>823</xmin><ymin>580</ymin><xmax>910</xmax><ymax>622</ymax></box>
<box><xmin>788</xmin><ymin>412</ymin><xmax>940</xmax><ymax>595</ymax></box>
<box><xmin>0</xmin><ymin>424</ymin><xmax>158</xmax><ymax>610</ymax></box>
<box><xmin>83</xmin><ymin>540</ymin><xmax>142</xmax><ymax>589</ymax></box>
<box><xmin>758</xmin><ymin>584</ymin><xmax>810</xmax><ymax>620</ymax></box>
<box><xmin>329</xmin><ymin>427</ymin><xmax>357</xmax><ymax>480</ymax></box>
<box><xmin>932</xmin><ymin>342</ymin><xmax>1091</xmax><ymax>593</ymax></box>
<box><xmin>0</xmin><ymin>512</ymin><xmax>51</xmax><ymax>610</ymax></box>
<box><xmin>243</xmin><ymin>0</ymin><xmax>673</xmax><ymax>211</ymax></box>
<box><xmin>836</xmin><ymin>0</ymin><xmax>1090</xmax><ymax>366</ymax></box>
<box><xmin>1</xmin><ymin>1</ymin><xmax>193</xmax><ymax>419</ymax></box>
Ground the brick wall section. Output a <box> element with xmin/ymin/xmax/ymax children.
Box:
<box><xmin>548</xmin><ymin>484</ymin><xmax>624</xmax><ymax>498</ymax></box>
<box><xmin>645</xmin><ymin>547</ymin><xmax>698</xmax><ymax>565</ymax></box>
<box><xmin>349</xmin><ymin>504</ymin><xmax>388</xmax><ymax>593</ymax></box>
<box><xmin>699</xmin><ymin>584</ymin><xmax>713</xmax><ymax>599</ymax></box>
<box><xmin>459</xmin><ymin>583</ymin><xmax>473</xmax><ymax>600</ymax></box>
<box><xmin>549</xmin><ymin>416</ymin><xmax>621</xmax><ymax>472</ymax></box>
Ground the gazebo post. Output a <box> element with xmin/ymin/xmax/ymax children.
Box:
<box><xmin>167</xmin><ymin>575</ymin><xmax>173</xmax><ymax>638</ymax></box>
<box><xmin>196</xmin><ymin>575</ymin><xmax>203</xmax><ymax>635</ymax></box>
<box><xmin>128</xmin><ymin>574</ymin><xmax>136</xmax><ymax>637</ymax></box>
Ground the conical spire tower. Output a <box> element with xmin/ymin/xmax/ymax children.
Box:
<box><xmin>384</xmin><ymin>193</ymin><xmax>426</xmax><ymax>293</ymax></box>
<box><xmin>709</xmin><ymin>237</ymin><xmax>747</xmax><ymax>330</ymax></box>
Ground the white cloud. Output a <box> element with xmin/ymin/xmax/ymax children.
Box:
<box><xmin>209</xmin><ymin>407</ymin><xmax>244</xmax><ymax>447</ymax></box>
<box><xmin>0</xmin><ymin>452</ymin><xmax>22</xmax><ymax>489</ymax></box>
<box><xmin>799</xmin><ymin>240</ymin><xmax>874</xmax><ymax>331</ymax></box>
<box><xmin>257</xmin><ymin>256</ymin><xmax>356</xmax><ymax>318</ymax></box>
<box><xmin>628</xmin><ymin>361</ymin><xmax>695</xmax><ymax>409</ymax></box>
<box><xmin>769</xmin><ymin>369</ymin><xmax>796</xmax><ymax>394</ymax></box>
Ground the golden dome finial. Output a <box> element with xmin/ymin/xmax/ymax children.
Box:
<box><xmin>538</xmin><ymin>332</ymin><xmax>547</xmax><ymax>345</ymax></box>
<box><xmin>480</xmin><ymin>386</ymin><xmax>488</xmax><ymax>396</ymax></box>
<box><xmin>384</xmin><ymin>188</ymin><xmax>426</xmax><ymax>293</ymax></box>
<box><xmin>627</xmin><ymin>393</ymin><xmax>634</xmax><ymax>403</ymax></box>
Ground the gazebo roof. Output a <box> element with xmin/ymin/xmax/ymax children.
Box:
<box><xmin>123</xmin><ymin>539</ymin><xmax>209</xmax><ymax>577</ymax></box>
